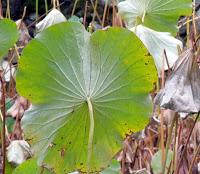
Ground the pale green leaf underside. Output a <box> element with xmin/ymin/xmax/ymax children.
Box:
<box><xmin>17</xmin><ymin>22</ymin><xmax>157</xmax><ymax>173</ymax></box>
<box><xmin>0</xmin><ymin>19</ymin><xmax>19</xmax><ymax>58</ymax></box>
<box><xmin>131</xmin><ymin>25</ymin><xmax>182</xmax><ymax>73</ymax></box>
<box><xmin>118</xmin><ymin>0</ymin><xmax>191</xmax><ymax>34</ymax></box>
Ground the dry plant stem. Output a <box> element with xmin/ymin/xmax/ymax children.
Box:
<box><xmin>71</xmin><ymin>0</ymin><xmax>79</xmax><ymax>16</ymax></box>
<box><xmin>56</xmin><ymin>0</ymin><xmax>60</xmax><ymax>11</ymax></box>
<box><xmin>160</xmin><ymin>111</ymin><xmax>165</xmax><ymax>167</ymax></box>
<box><xmin>90</xmin><ymin>0</ymin><xmax>102</xmax><ymax>24</ymax></box>
<box><xmin>53</xmin><ymin>0</ymin><xmax>56</xmax><ymax>9</ymax></box>
<box><xmin>178</xmin><ymin>16</ymin><xmax>200</xmax><ymax>29</ymax></box>
<box><xmin>27</xmin><ymin>1</ymin><xmax>65</xmax><ymax>28</ymax></box>
<box><xmin>186</xmin><ymin>17</ymin><xmax>190</xmax><ymax>48</ymax></box>
<box><xmin>0</xmin><ymin>76</ymin><xmax>6</xmax><ymax>174</ymax></box>
<box><xmin>193</xmin><ymin>0</ymin><xmax>197</xmax><ymax>38</ymax></box>
<box><xmin>6</xmin><ymin>0</ymin><xmax>10</xmax><ymax>19</ymax></box>
<box><xmin>21</xmin><ymin>6</ymin><xmax>27</xmax><ymax>21</ymax></box>
<box><xmin>0</xmin><ymin>0</ymin><xmax>2</xmax><ymax>17</ymax></box>
<box><xmin>139</xmin><ymin>151</ymin><xmax>142</xmax><ymax>169</ymax></box>
<box><xmin>102</xmin><ymin>0</ymin><xmax>108</xmax><ymax>27</ymax></box>
<box><xmin>0</xmin><ymin>112</ymin><xmax>10</xmax><ymax>143</ymax></box>
<box><xmin>174</xmin><ymin>121</ymin><xmax>182</xmax><ymax>174</ymax></box>
<box><xmin>162</xmin><ymin>114</ymin><xmax>178</xmax><ymax>174</ymax></box>
<box><xmin>172</xmin><ymin>117</ymin><xmax>178</xmax><ymax>173</ymax></box>
<box><xmin>86</xmin><ymin>97</ymin><xmax>94</xmax><ymax>174</ymax></box>
<box><xmin>132</xmin><ymin>143</ymin><xmax>138</xmax><ymax>168</ymax></box>
<box><xmin>3</xmin><ymin>44</ymin><xmax>20</xmax><ymax>82</ymax></box>
<box><xmin>164</xmin><ymin>50</ymin><xmax>171</xmax><ymax>73</ymax></box>
<box><xmin>112</xmin><ymin>0</ymin><xmax>116</xmax><ymax>26</ymax></box>
<box><xmin>188</xmin><ymin>144</ymin><xmax>200</xmax><ymax>174</ymax></box>
<box><xmin>14</xmin><ymin>45</ymin><xmax>20</xmax><ymax>59</ymax></box>
<box><xmin>83</xmin><ymin>1</ymin><xmax>88</xmax><ymax>27</ymax></box>
<box><xmin>176</xmin><ymin>113</ymin><xmax>200</xmax><ymax>174</ymax></box>
<box><xmin>92</xmin><ymin>0</ymin><xmax>98</xmax><ymax>24</ymax></box>
<box><xmin>160</xmin><ymin>56</ymin><xmax>165</xmax><ymax>168</ymax></box>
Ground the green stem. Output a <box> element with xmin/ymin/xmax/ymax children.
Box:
<box><xmin>36</xmin><ymin>0</ymin><xmax>38</xmax><ymax>23</ymax></box>
<box><xmin>188</xmin><ymin>144</ymin><xmax>200</xmax><ymax>174</ymax></box>
<box><xmin>6</xmin><ymin>0</ymin><xmax>10</xmax><ymax>19</ymax></box>
<box><xmin>162</xmin><ymin>114</ymin><xmax>177</xmax><ymax>174</ymax></box>
<box><xmin>0</xmin><ymin>75</ymin><xmax>6</xmax><ymax>174</ymax></box>
<box><xmin>44</xmin><ymin>0</ymin><xmax>48</xmax><ymax>15</ymax></box>
<box><xmin>87</xmin><ymin>97</ymin><xmax>94</xmax><ymax>174</ymax></box>
<box><xmin>172</xmin><ymin>116</ymin><xmax>178</xmax><ymax>173</ymax></box>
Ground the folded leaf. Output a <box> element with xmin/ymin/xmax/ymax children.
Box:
<box><xmin>131</xmin><ymin>25</ymin><xmax>182</xmax><ymax>73</ymax></box>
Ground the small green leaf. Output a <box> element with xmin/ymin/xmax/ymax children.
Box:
<box><xmin>0</xmin><ymin>19</ymin><xmax>19</xmax><ymax>58</ymax></box>
<box><xmin>118</xmin><ymin>0</ymin><xmax>192</xmax><ymax>35</ymax></box>
<box><xmin>151</xmin><ymin>150</ymin><xmax>173</xmax><ymax>174</ymax></box>
<box><xmin>17</xmin><ymin>22</ymin><xmax>157</xmax><ymax>173</ymax></box>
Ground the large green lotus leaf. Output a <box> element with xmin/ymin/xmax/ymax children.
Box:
<box><xmin>118</xmin><ymin>0</ymin><xmax>191</xmax><ymax>35</ymax></box>
<box><xmin>0</xmin><ymin>19</ymin><xmax>18</xmax><ymax>58</ymax></box>
<box><xmin>17</xmin><ymin>22</ymin><xmax>157</xmax><ymax>173</ymax></box>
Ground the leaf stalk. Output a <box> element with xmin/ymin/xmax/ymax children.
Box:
<box><xmin>87</xmin><ymin>97</ymin><xmax>94</xmax><ymax>174</ymax></box>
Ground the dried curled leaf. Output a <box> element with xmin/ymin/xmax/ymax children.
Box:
<box><xmin>155</xmin><ymin>48</ymin><xmax>200</xmax><ymax>114</ymax></box>
<box><xmin>16</xmin><ymin>20</ymin><xmax>31</xmax><ymax>47</ymax></box>
<box><xmin>6</xmin><ymin>96</ymin><xmax>29</xmax><ymax>118</ymax></box>
<box><xmin>7</xmin><ymin>140</ymin><xmax>32</xmax><ymax>165</ymax></box>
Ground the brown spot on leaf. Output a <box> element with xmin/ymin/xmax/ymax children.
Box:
<box><xmin>60</xmin><ymin>148</ymin><xmax>65</xmax><ymax>157</ymax></box>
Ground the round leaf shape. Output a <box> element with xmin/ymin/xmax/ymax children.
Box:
<box><xmin>118</xmin><ymin>0</ymin><xmax>191</xmax><ymax>35</ymax></box>
<box><xmin>17</xmin><ymin>22</ymin><xmax>157</xmax><ymax>173</ymax></box>
<box><xmin>0</xmin><ymin>19</ymin><xmax>19</xmax><ymax>58</ymax></box>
